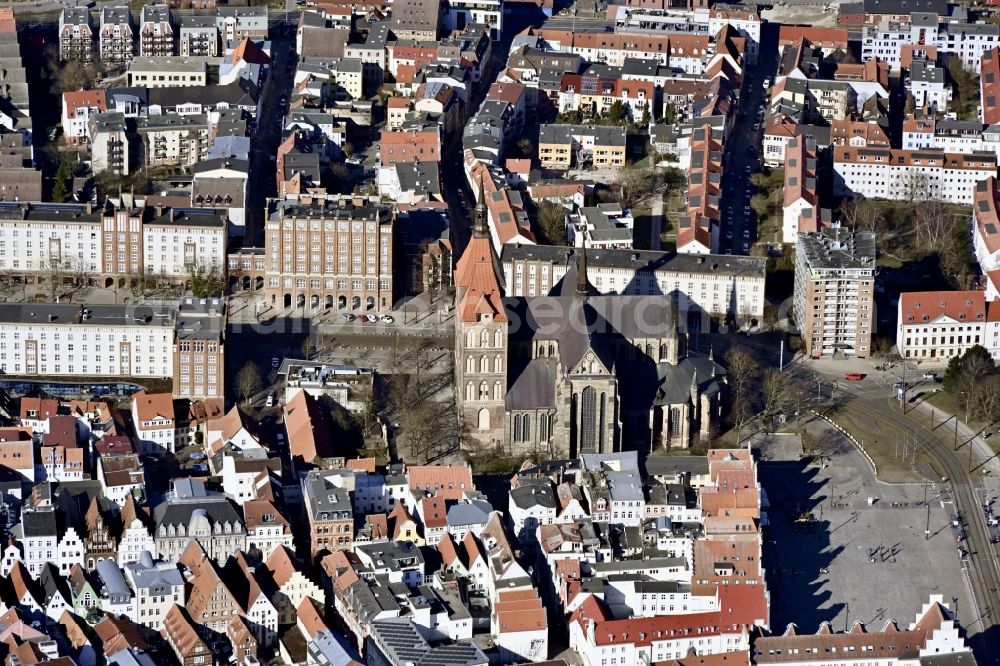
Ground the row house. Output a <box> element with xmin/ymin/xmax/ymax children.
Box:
<box><xmin>782</xmin><ymin>137</ymin><xmax>827</xmax><ymax>244</ymax></box>
<box><xmin>679</xmin><ymin>125</ymin><xmax>721</xmax><ymax>255</ymax></box>
<box><xmin>901</xmin><ymin>117</ymin><xmax>1000</xmax><ymax>155</ymax></box>
<box><xmin>99</xmin><ymin>7</ymin><xmax>134</xmax><ymax>66</ymax></box>
<box><xmin>59</xmin><ymin>8</ymin><xmax>95</xmax><ymax>63</ymax></box>
<box><xmin>557</xmin><ymin>73</ymin><xmax>654</xmax><ymax>121</ymax></box>
<box><xmin>753</xmin><ymin>596</ymin><xmax>973</xmax><ymax>666</ymax></box>
<box><xmin>983</xmin><ymin>47</ymin><xmax>1000</xmax><ymax>125</ymax></box>
<box><xmin>974</xmin><ymin>176</ymin><xmax>1000</xmax><ymax>277</ymax></box>
<box><xmin>833</xmin><ymin>146</ymin><xmax>997</xmax><ymax>205</ymax></box>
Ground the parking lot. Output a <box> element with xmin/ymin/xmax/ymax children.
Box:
<box><xmin>751</xmin><ymin>423</ymin><xmax>978</xmax><ymax>635</ymax></box>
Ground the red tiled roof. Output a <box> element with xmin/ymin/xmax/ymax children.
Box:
<box><xmin>983</xmin><ymin>48</ymin><xmax>1000</xmax><ymax>126</ymax></box>
<box><xmin>407</xmin><ymin>465</ymin><xmax>474</xmax><ymax>499</ymax></box>
<box><xmin>899</xmin><ymin>291</ymin><xmax>986</xmax><ymax>326</ymax></box>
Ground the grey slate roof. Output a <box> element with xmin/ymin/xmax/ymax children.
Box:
<box><xmin>505</xmin><ymin>358</ymin><xmax>556</xmax><ymax>410</ymax></box>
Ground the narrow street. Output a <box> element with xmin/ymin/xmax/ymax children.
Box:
<box><xmin>718</xmin><ymin>22</ymin><xmax>781</xmax><ymax>254</ymax></box>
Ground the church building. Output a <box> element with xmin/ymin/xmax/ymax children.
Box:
<box><xmin>454</xmin><ymin>179</ymin><xmax>726</xmax><ymax>456</ymax></box>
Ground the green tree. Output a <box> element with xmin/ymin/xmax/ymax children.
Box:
<box><xmin>187</xmin><ymin>261</ymin><xmax>226</xmax><ymax>298</ymax></box>
<box><xmin>608</xmin><ymin>100</ymin><xmax>627</xmax><ymax>125</ymax></box>
<box><xmin>535</xmin><ymin>201</ymin><xmax>568</xmax><ymax>245</ymax></box>
<box><xmin>663</xmin><ymin>103</ymin><xmax>678</xmax><ymax>125</ymax></box>
<box><xmin>52</xmin><ymin>157</ymin><xmax>75</xmax><ymax>203</ymax></box>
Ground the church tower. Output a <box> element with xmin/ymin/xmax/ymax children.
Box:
<box><xmin>453</xmin><ymin>177</ymin><xmax>508</xmax><ymax>447</ymax></box>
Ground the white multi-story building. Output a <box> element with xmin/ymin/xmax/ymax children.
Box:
<box><xmin>833</xmin><ymin>146</ymin><xmax>996</xmax><ymax>205</ymax></box>
<box><xmin>62</xmin><ymin>89</ymin><xmax>107</xmax><ymax>145</ymax></box>
<box><xmin>897</xmin><ymin>290</ymin><xmax>988</xmax><ymax>361</ymax></box>
<box><xmin>0</xmin><ymin>304</ymin><xmax>175</xmax><ymax>379</ymax></box>
<box><xmin>901</xmin><ymin>118</ymin><xmax>1000</xmax><ymax>154</ymax></box>
<box><xmin>99</xmin><ymin>7</ymin><xmax>133</xmax><ymax>66</ymax></box>
<box><xmin>0</xmin><ymin>201</ymin><xmax>225</xmax><ymax>283</ymax></box>
<box><xmin>862</xmin><ymin>14</ymin><xmax>1000</xmax><ymax>73</ymax></box>
<box><xmin>142</xmin><ymin>208</ymin><xmax>226</xmax><ymax>277</ymax></box>
<box><xmin>442</xmin><ymin>1</ymin><xmax>501</xmax><ymax>38</ymax></box>
<box><xmin>127</xmin><ymin>56</ymin><xmax>209</xmax><ymax>88</ymax></box>
<box><xmin>124</xmin><ymin>552</ymin><xmax>185</xmax><ymax>629</ymax></box>
<box><xmin>131</xmin><ymin>392</ymin><xmax>178</xmax><ymax>455</ymax></box>
<box><xmin>501</xmin><ymin>245</ymin><xmax>767</xmax><ymax>322</ymax></box>
<box><xmin>908</xmin><ymin>58</ymin><xmax>952</xmax><ymax>112</ymax></box>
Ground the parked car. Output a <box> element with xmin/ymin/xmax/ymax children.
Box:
<box><xmin>342</xmin><ymin>313</ymin><xmax>355</xmax><ymax>322</ymax></box>
<box><xmin>922</xmin><ymin>372</ymin><xmax>937</xmax><ymax>380</ymax></box>
<box><xmin>381</xmin><ymin>315</ymin><xmax>395</xmax><ymax>323</ymax></box>
<box><xmin>271</xmin><ymin>357</ymin><xmax>280</xmax><ymax>369</ymax></box>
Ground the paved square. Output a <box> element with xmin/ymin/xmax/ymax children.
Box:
<box><xmin>752</xmin><ymin>424</ymin><xmax>977</xmax><ymax>635</ymax></box>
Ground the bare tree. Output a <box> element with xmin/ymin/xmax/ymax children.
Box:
<box><xmin>617</xmin><ymin>165</ymin><xmax>659</xmax><ymax>209</ymax></box>
<box><xmin>761</xmin><ymin>368</ymin><xmax>793</xmax><ymax>422</ymax></box>
<box><xmin>912</xmin><ymin>199</ymin><xmax>953</xmax><ymax>251</ymax></box>
<box><xmin>838</xmin><ymin>196</ymin><xmax>883</xmax><ymax>233</ymax></box>
<box><xmin>235</xmin><ymin>362</ymin><xmax>264</xmax><ymax>406</ymax></box>
<box><xmin>899</xmin><ymin>170</ymin><xmax>930</xmax><ymax>207</ymax></box>
<box><xmin>725</xmin><ymin>345</ymin><xmax>761</xmax><ymax>443</ymax></box>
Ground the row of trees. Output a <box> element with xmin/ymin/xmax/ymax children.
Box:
<box><xmin>943</xmin><ymin>345</ymin><xmax>1000</xmax><ymax>425</ymax></box>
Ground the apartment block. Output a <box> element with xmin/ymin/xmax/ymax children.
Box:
<box><xmin>59</xmin><ymin>8</ymin><xmax>95</xmax><ymax>62</ymax></box>
<box><xmin>216</xmin><ymin>7</ymin><xmax>268</xmax><ymax>43</ymax></box>
<box><xmin>136</xmin><ymin>114</ymin><xmax>210</xmax><ymax>168</ymax></box>
<box><xmin>833</xmin><ymin>146</ymin><xmax>996</xmax><ymax>205</ymax></box>
<box><xmin>862</xmin><ymin>13</ymin><xmax>999</xmax><ymax>73</ymax></box>
<box><xmin>99</xmin><ymin>7</ymin><xmax>134</xmax><ymax>66</ymax></box>
<box><xmin>90</xmin><ymin>112</ymin><xmax>133</xmax><ymax>176</ymax></box>
<box><xmin>0</xmin><ymin>303</ymin><xmax>175</xmax><ymax>378</ymax></box>
<box><xmin>0</xmin><ymin>198</ymin><xmax>225</xmax><ymax>285</ymax></box>
<box><xmin>264</xmin><ymin>195</ymin><xmax>395</xmax><ymax>314</ymax></box>
<box><xmin>982</xmin><ymin>47</ymin><xmax>1000</xmax><ymax>126</ymax></box>
<box><xmin>139</xmin><ymin>5</ymin><xmax>173</xmax><ymax>57</ymax></box>
<box><xmin>178</xmin><ymin>16</ymin><xmax>219</xmax><ymax>57</ymax></box>
<box><xmin>537</xmin><ymin>124</ymin><xmax>626</xmax><ymax>170</ymax></box>
<box><xmin>794</xmin><ymin>227</ymin><xmax>876</xmax><ymax>359</ymax></box>
<box><xmin>907</xmin><ymin>58</ymin><xmax>951</xmax><ymax>112</ymax></box>
<box><xmin>173</xmin><ymin>298</ymin><xmax>225</xmax><ymax>400</ymax></box>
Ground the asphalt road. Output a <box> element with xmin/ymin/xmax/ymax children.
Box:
<box><xmin>245</xmin><ymin>33</ymin><xmax>297</xmax><ymax>246</ymax></box>
<box><xmin>717</xmin><ymin>24</ymin><xmax>781</xmax><ymax>255</ymax></box>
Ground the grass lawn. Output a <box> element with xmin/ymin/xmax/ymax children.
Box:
<box><xmin>825</xmin><ymin>406</ymin><xmax>935</xmax><ymax>483</ymax></box>
<box><xmin>922</xmin><ymin>388</ymin><xmax>1000</xmax><ymax>457</ymax></box>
